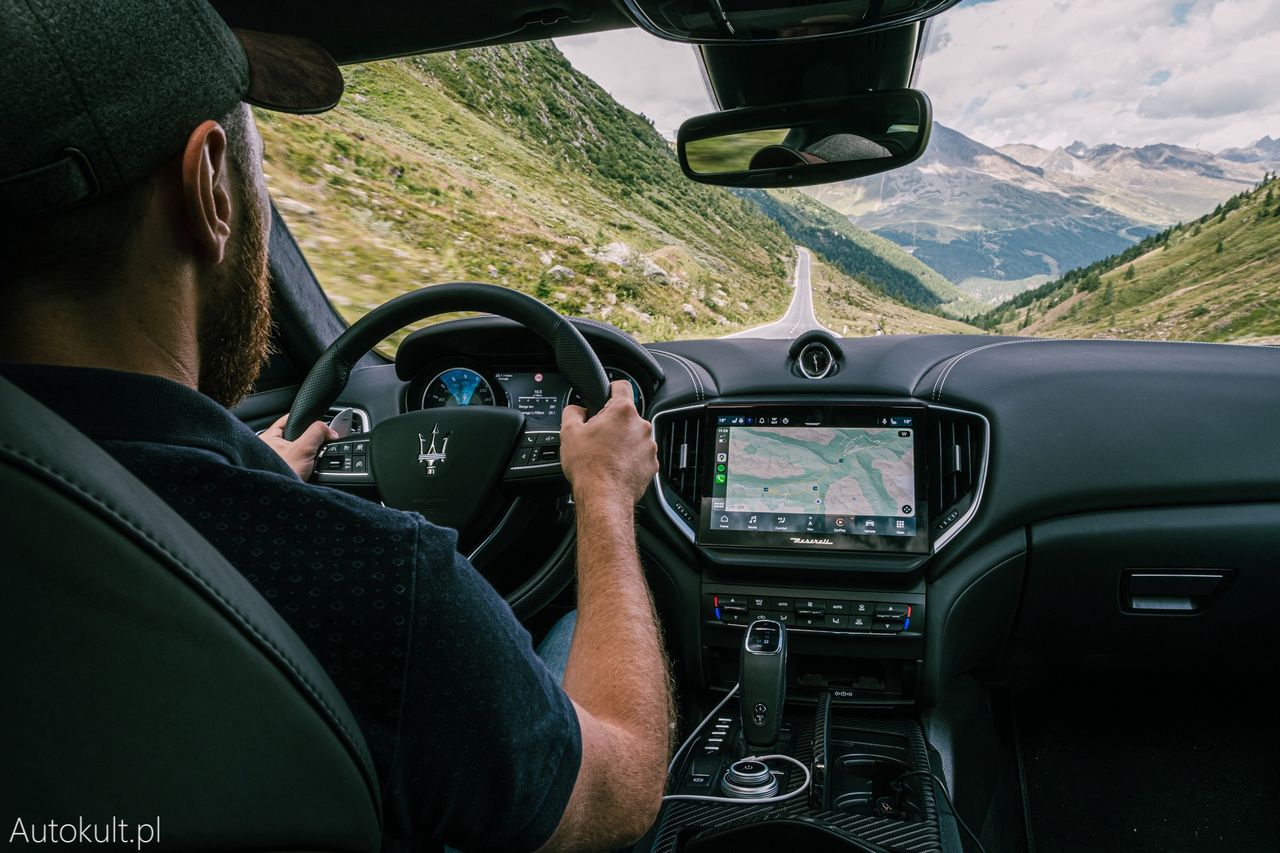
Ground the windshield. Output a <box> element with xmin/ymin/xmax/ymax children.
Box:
<box><xmin>265</xmin><ymin>1</ymin><xmax>1280</xmax><ymax>353</ymax></box>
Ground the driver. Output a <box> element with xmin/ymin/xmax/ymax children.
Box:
<box><xmin>0</xmin><ymin>2</ymin><xmax>672</xmax><ymax>851</ymax></box>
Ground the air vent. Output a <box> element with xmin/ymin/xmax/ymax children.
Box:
<box><xmin>656</xmin><ymin>409</ymin><xmax>706</xmax><ymax>529</ymax></box>
<box><xmin>928</xmin><ymin>408</ymin><xmax>987</xmax><ymax>541</ymax></box>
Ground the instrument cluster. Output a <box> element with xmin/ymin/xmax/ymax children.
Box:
<box><xmin>413</xmin><ymin>363</ymin><xmax>646</xmax><ymax>428</ymax></box>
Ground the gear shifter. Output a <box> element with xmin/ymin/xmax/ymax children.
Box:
<box><xmin>739</xmin><ymin>619</ymin><xmax>787</xmax><ymax>752</ymax></box>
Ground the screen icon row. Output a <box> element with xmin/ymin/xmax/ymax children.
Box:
<box><xmin>715</xmin><ymin>415</ymin><xmax>791</xmax><ymax>425</ymax></box>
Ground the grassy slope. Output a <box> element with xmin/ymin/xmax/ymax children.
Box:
<box><xmin>808</xmin><ymin>257</ymin><xmax>981</xmax><ymax>337</ymax></box>
<box><xmin>258</xmin><ymin>42</ymin><xmax>982</xmax><ymax>352</ymax></box>
<box><xmin>257</xmin><ymin>42</ymin><xmax>798</xmax><ymax>349</ymax></box>
<box><xmin>744</xmin><ymin>189</ymin><xmax>988</xmax><ymax>318</ymax></box>
<box><xmin>980</xmin><ymin>175</ymin><xmax>1280</xmax><ymax>343</ymax></box>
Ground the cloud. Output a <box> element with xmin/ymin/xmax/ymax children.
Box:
<box><xmin>555</xmin><ymin>1</ymin><xmax>1280</xmax><ymax>151</ymax></box>
<box><xmin>555</xmin><ymin>31</ymin><xmax>713</xmax><ymax>139</ymax></box>
<box><xmin>919</xmin><ymin>0</ymin><xmax>1280</xmax><ymax>150</ymax></box>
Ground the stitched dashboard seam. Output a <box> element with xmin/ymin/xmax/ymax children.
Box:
<box><xmin>651</xmin><ymin>351</ymin><xmax>702</xmax><ymax>400</ymax></box>
<box><xmin>930</xmin><ymin>339</ymin><xmax>1049</xmax><ymax>402</ymax></box>
<box><xmin>0</xmin><ymin>440</ymin><xmax>381</xmax><ymax>801</ymax></box>
<box><xmin>651</xmin><ymin>350</ymin><xmax>706</xmax><ymax>401</ymax></box>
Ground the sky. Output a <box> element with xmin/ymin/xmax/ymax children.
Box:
<box><xmin>557</xmin><ymin>0</ymin><xmax>1280</xmax><ymax>152</ymax></box>
<box><xmin>556</xmin><ymin>29</ymin><xmax>713</xmax><ymax>140</ymax></box>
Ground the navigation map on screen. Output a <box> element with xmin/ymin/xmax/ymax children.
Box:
<box><xmin>707</xmin><ymin>419</ymin><xmax>919</xmax><ymax>541</ymax></box>
<box><xmin>724</xmin><ymin>427</ymin><xmax>914</xmax><ymax>517</ymax></box>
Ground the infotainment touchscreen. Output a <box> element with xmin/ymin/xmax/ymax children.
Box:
<box><xmin>698</xmin><ymin>405</ymin><xmax>929</xmax><ymax>554</ymax></box>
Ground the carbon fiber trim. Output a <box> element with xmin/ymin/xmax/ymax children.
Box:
<box><xmin>653</xmin><ymin>711</ymin><xmax>941</xmax><ymax>853</ymax></box>
<box><xmin>810</xmin><ymin>693</ymin><xmax>831</xmax><ymax>810</ymax></box>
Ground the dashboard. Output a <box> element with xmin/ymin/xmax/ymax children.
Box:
<box><xmin>284</xmin><ymin>316</ymin><xmax>1280</xmax><ymax>708</ymax></box>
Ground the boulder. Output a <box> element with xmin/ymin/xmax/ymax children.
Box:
<box><xmin>587</xmin><ymin>241</ymin><xmax>633</xmax><ymax>266</ymax></box>
<box><xmin>641</xmin><ymin>257</ymin><xmax>670</xmax><ymax>282</ymax></box>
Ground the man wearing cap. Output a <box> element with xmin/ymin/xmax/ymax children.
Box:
<box><xmin>0</xmin><ymin>2</ymin><xmax>672</xmax><ymax>851</ymax></box>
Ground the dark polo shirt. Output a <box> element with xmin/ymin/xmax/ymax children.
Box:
<box><xmin>3</xmin><ymin>363</ymin><xmax>580</xmax><ymax>853</ymax></box>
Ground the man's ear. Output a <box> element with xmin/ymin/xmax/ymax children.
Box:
<box><xmin>179</xmin><ymin>120</ymin><xmax>233</xmax><ymax>264</ymax></box>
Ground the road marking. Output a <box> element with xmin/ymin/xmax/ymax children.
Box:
<box><xmin>722</xmin><ymin>247</ymin><xmax>838</xmax><ymax>340</ymax></box>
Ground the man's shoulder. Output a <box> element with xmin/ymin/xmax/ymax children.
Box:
<box><xmin>106</xmin><ymin>437</ymin><xmax>453</xmax><ymax>551</ymax></box>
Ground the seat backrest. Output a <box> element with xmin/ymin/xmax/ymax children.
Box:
<box><xmin>0</xmin><ymin>375</ymin><xmax>382</xmax><ymax>852</ymax></box>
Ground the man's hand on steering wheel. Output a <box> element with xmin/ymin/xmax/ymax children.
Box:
<box><xmin>561</xmin><ymin>380</ymin><xmax>658</xmax><ymax>507</ymax></box>
<box><xmin>260</xmin><ymin>414</ymin><xmax>338</xmax><ymax>480</ymax></box>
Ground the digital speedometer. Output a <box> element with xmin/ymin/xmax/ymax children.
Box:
<box><xmin>565</xmin><ymin>368</ymin><xmax>645</xmax><ymax>416</ymax></box>
<box><xmin>421</xmin><ymin>368</ymin><xmax>497</xmax><ymax>409</ymax></box>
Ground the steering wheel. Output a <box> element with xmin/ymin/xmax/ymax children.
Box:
<box><xmin>283</xmin><ymin>283</ymin><xmax>611</xmax><ymax>614</ymax></box>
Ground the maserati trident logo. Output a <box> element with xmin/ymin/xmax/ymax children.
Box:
<box><xmin>417</xmin><ymin>424</ymin><xmax>451</xmax><ymax>476</ymax></box>
<box><xmin>791</xmin><ymin>537</ymin><xmax>834</xmax><ymax>546</ymax></box>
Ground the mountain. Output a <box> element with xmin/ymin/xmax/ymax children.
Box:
<box><xmin>976</xmin><ymin>174</ymin><xmax>1280</xmax><ymax>344</ymax></box>
<box><xmin>1220</xmin><ymin>136</ymin><xmax>1280</xmax><ymax>165</ymax></box>
<box><xmin>804</xmin><ymin>124</ymin><xmax>1160</xmax><ymax>289</ymax></box>
<box><xmin>742</xmin><ymin>188</ymin><xmax>987</xmax><ymax>317</ymax></box>
<box><xmin>997</xmin><ymin>137</ymin><xmax>1278</xmax><ymax>227</ymax></box>
<box><xmin>801</xmin><ymin>124</ymin><xmax>1278</xmax><ymax>304</ymax></box>
<box><xmin>256</xmin><ymin>41</ymin><xmax>968</xmax><ymax>346</ymax></box>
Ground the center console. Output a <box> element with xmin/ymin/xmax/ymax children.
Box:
<box><xmin>647</xmin><ymin>399</ymin><xmax>988</xmax><ymax>851</ymax></box>
<box><xmin>652</xmin><ymin>621</ymin><xmax>947</xmax><ymax>853</ymax></box>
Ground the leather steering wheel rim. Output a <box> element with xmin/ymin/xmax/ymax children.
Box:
<box><xmin>285</xmin><ymin>281</ymin><xmax>610</xmax><ymax>441</ymax></box>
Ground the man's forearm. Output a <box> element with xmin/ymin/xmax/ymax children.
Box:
<box><xmin>562</xmin><ymin>487</ymin><xmax>673</xmax><ymax>763</ymax></box>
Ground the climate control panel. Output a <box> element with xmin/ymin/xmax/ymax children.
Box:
<box><xmin>704</xmin><ymin>584</ymin><xmax>924</xmax><ymax>637</ymax></box>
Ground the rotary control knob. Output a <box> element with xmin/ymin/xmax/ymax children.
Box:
<box><xmin>721</xmin><ymin>758</ymin><xmax>781</xmax><ymax>799</ymax></box>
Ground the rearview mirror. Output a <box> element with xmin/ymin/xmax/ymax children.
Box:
<box><xmin>677</xmin><ymin>90</ymin><xmax>931</xmax><ymax>188</ymax></box>
<box><xmin>619</xmin><ymin>0</ymin><xmax>962</xmax><ymax>43</ymax></box>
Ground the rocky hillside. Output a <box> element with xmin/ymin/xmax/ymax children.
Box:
<box><xmin>257</xmin><ymin>41</ymin><xmax>969</xmax><ymax>347</ymax></box>
<box><xmin>977</xmin><ymin>174</ymin><xmax>1280</xmax><ymax>344</ymax></box>
<box><xmin>807</xmin><ymin>256</ymin><xmax>979</xmax><ymax>338</ymax></box>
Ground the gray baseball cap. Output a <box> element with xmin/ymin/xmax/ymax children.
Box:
<box><xmin>0</xmin><ymin>0</ymin><xmax>344</xmax><ymax>215</ymax></box>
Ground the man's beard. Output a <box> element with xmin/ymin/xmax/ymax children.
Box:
<box><xmin>197</xmin><ymin>189</ymin><xmax>272</xmax><ymax>408</ymax></box>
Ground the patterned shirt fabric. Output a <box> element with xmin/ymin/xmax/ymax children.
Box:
<box><xmin>3</xmin><ymin>363</ymin><xmax>581</xmax><ymax>853</ymax></box>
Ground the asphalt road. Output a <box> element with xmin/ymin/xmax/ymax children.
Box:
<box><xmin>722</xmin><ymin>247</ymin><xmax>836</xmax><ymax>339</ymax></box>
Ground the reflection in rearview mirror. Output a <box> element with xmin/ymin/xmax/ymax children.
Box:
<box><xmin>685</xmin><ymin>128</ymin><xmax>792</xmax><ymax>174</ymax></box>
<box><xmin>678</xmin><ymin>90</ymin><xmax>931</xmax><ymax>188</ymax></box>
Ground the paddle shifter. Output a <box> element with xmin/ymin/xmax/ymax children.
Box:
<box><xmin>740</xmin><ymin>619</ymin><xmax>788</xmax><ymax>752</ymax></box>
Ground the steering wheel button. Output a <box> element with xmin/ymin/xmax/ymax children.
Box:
<box><xmin>537</xmin><ymin>446</ymin><xmax>560</xmax><ymax>462</ymax></box>
<box><xmin>536</xmin><ymin>432</ymin><xmax>560</xmax><ymax>445</ymax></box>
<box><xmin>352</xmin><ymin>441</ymin><xmax>367</xmax><ymax>454</ymax></box>
<box><xmin>520</xmin><ymin>433</ymin><xmax>539</xmax><ymax>446</ymax></box>
<box><xmin>514</xmin><ymin>448</ymin><xmax>533</xmax><ymax>466</ymax></box>
<box><xmin>353</xmin><ymin>458</ymin><xmax>366</xmax><ymax>471</ymax></box>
